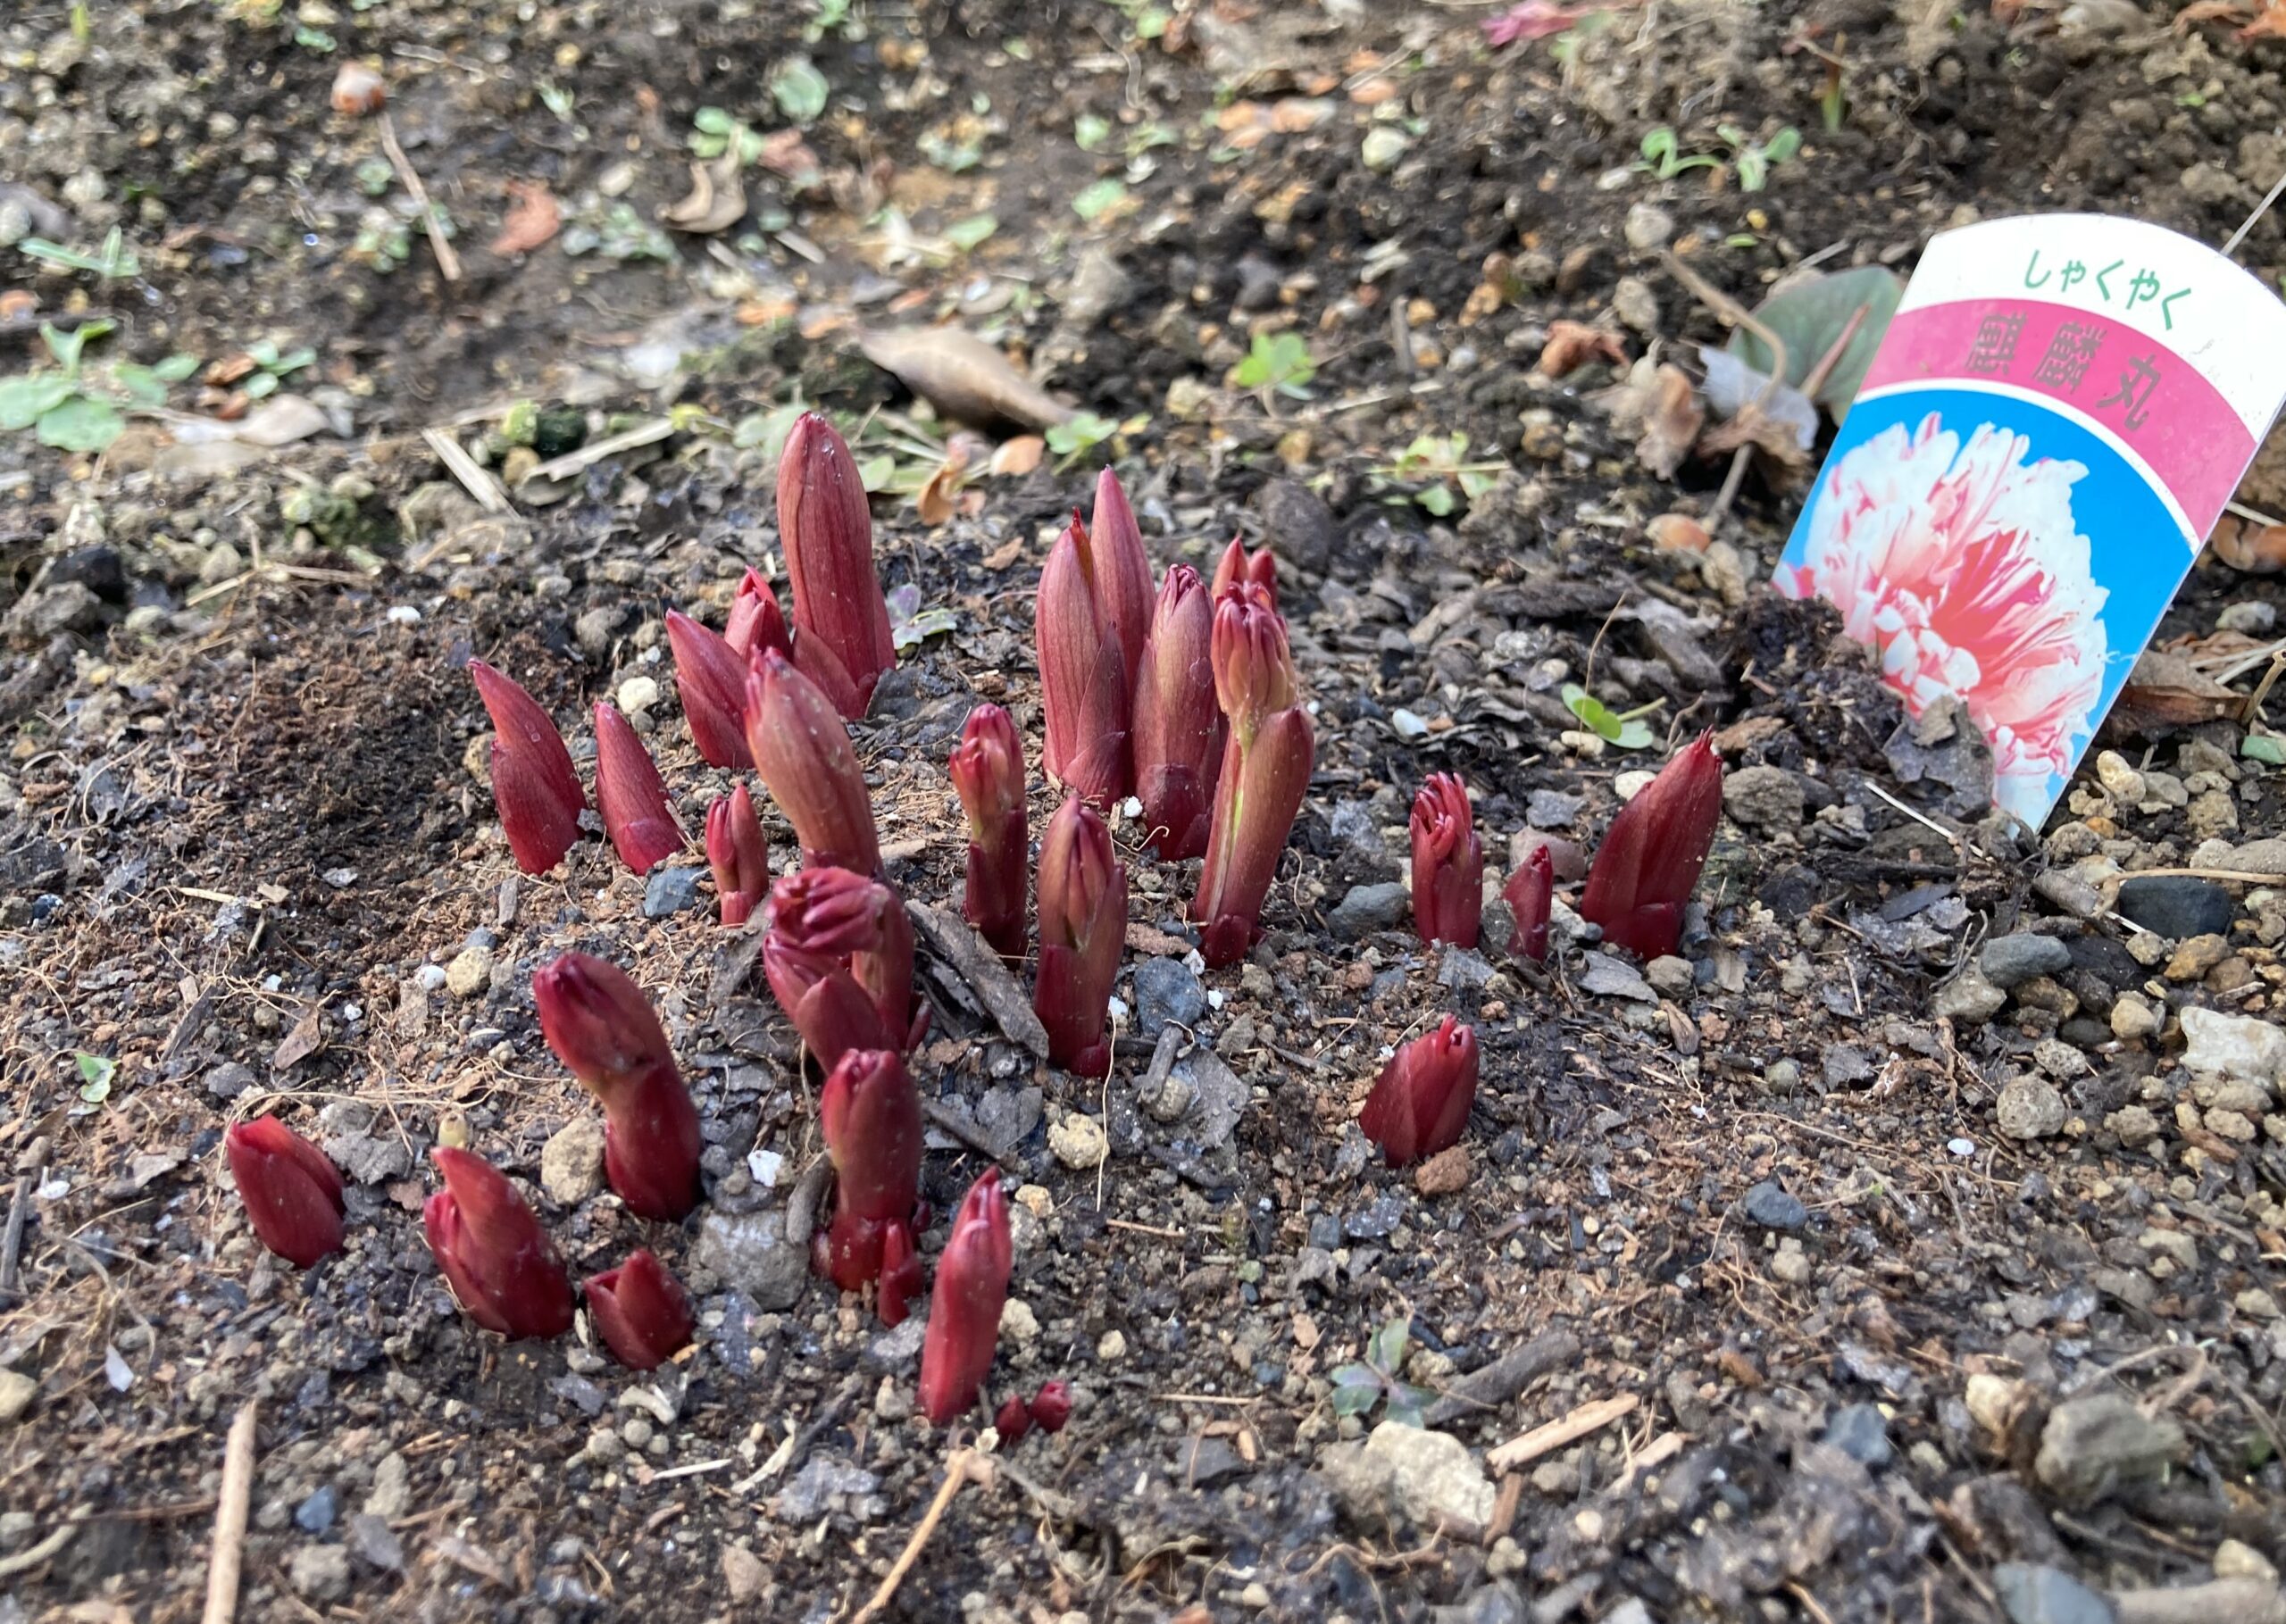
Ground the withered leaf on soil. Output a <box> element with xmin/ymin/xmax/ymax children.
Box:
<box><xmin>856</xmin><ymin>327</ymin><xmax>1073</xmax><ymax>429</ymax></box>
<box><xmin>915</xmin><ymin>454</ymin><xmax>966</xmax><ymax>526</ymax></box>
<box><xmin>660</xmin><ymin>153</ymin><xmax>747</xmax><ymax>235</ymax></box>
<box><xmin>272</xmin><ymin>1001</ymin><xmax>326</xmax><ymax>1070</ymax></box>
<box><xmin>1592</xmin><ymin>360</ymin><xmax>1704</xmax><ymax>480</ymax></box>
<box><xmin>1696</xmin><ymin>402</ymin><xmax>1813</xmax><ymax>482</ymax></box>
<box><xmin>2115</xmin><ymin>649</ymin><xmax>2242</xmax><ymax>728</ymax></box>
<box><xmin>1536</xmin><ymin>320</ymin><xmax>1629</xmax><ymax>379</ymax></box>
<box><xmin>489</xmin><ymin>181</ymin><xmax>561</xmax><ymax>255</ymax></box>
<box><xmin>989</xmin><ymin>435</ymin><xmax>1044</xmax><ymax>477</ymax></box>
<box><xmin>2208</xmin><ymin>514</ymin><xmax>2286</xmax><ymax>573</ymax></box>
<box><xmin>907</xmin><ymin>899</ymin><xmax>1049</xmax><ymax>1056</ymax></box>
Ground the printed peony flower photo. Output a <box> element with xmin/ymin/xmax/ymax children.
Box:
<box><xmin>1778</xmin><ymin>412</ymin><xmax>2108</xmax><ymax>824</ymax></box>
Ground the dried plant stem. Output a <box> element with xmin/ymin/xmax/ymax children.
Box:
<box><xmin>851</xmin><ymin>1448</ymin><xmax>983</xmax><ymax>1624</ymax></box>
<box><xmin>377</xmin><ymin>113</ymin><xmax>463</xmax><ymax>283</ymax></box>
<box><xmin>201</xmin><ymin>1400</ymin><xmax>260</xmax><ymax>1624</ymax></box>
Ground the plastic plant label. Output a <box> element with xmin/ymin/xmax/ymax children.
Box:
<box><xmin>1772</xmin><ymin>213</ymin><xmax>2286</xmax><ymax>826</ymax></box>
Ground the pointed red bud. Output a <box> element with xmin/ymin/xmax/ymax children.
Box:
<box><xmin>1033</xmin><ymin>796</ymin><xmax>1127</xmax><ymax>1078</ymax></box>
<box><xmin>779</xmin><ymin>412</ymin><xmax>896</xmax><ymax>716</ymax></box>
<box><xmin>1209</xmin><ymin>583</ymin><xmax>1297</xmax><ymax>750</ymax></box>
<box><xmin>422</xmin><ymin>1146</ymin><xmax>575</xmax><ymax>1339</ymax></box>
<box><xmin>815</xmin><ymin>1048</ymin><xmax>924</xmax><ymax>1323</ymax></box>
<box><xmin>1504</xmin><ymin>845</ymin><xmax>1554</xmax><ymax>962</ymax></box>
<box><xmin>1410</xmin><ymin>774</ymin><xmax>1483</xmax><ymax>949</ymax></box>
<box><xmin>764</xmin><ymin>941</ymin><xmax>897</xmax><ymax>1070</ymax></box>
<box><xmin>532</xmin><ymin>953</ymin><xmax>702</xmax><ymax>1221</ymax></box>
<box><xmin>225</xmin><ymin>1117</ymin><xmax>345</xmax><ymax>1269</ymax></box>
<box><xmin>769</xmin><ymin>867</ymin><xmax>915</xmax><ymax>1045</ymax></box>
<box><xmin>1191</xmin><ymin>704</ymin><xmax>1313</xmax><ymax>970</ymax></box>
<box><xmin>1089</xmin><ymin>469</ymin><xmax>1155</xmax><ymax>694</ymax></box>
<box><xmin>743</xmin><ymin>647</ymin><xmax>881</xmax><ymax>875</ymax></box>
<box><xmin>1131</xmin><ymin>565</ymin><xmax>1222</xmax><ymax>861</ymax></box>
<box><xmin>593</xmin><ymin>703</ymin><xmax>686</xmax><ymax>874</ymax></box>
<box><xmin>584</xmin><ymin>1248</ymin><xmax>695</xmax><ymax>1370</ymax></box>
<box><xmin>724</xmin><ymin>568</ymin><xmax>791</xmax><ymax>661</ymax></box>
<box><xmin>995</xmin><ymin>1394</ymin><xmax>1033</xmax><ymax>1441</ymax></box>
<box><xmin>1210</xmin><ymin>536</ymin><xmax>1277</xmax><ymax>611</ymax></box>
<box><xmin>705</xmin><ymin>784</ymin><xmax>770</xmax><ymax>927</ymax></box>
<box><xmin>666</xmin><ymin>609</ymin><xmax>756</xmax><ymax>770</ymax></box>
<box><xmin>1028</xmin><ymin>1379</ymin><xmax>1072</xmax><ymax>1434</ymax></box>
<box><xmin>1357</xmin><ymin>1017</ymin><xmax>1480</xmax><ymax>1169</ymax></box>
<box><xmin>918</xmin><ymin>1169</ymin><xmax>1013</xmax><ymax>1425</ymax></box>
<box><xmin>948</xmin><ymin>704</ymin><xmax>1029</xmax><ymax>959</ymax></box>
<box><xmin>1036</xmin><ymin>514</ymin><xmax>1131</xmax><ymax>807</ymax></box>
<box><xmin>469</xmin><ymin>660</ymin><xmax>586</xmax><ymax>874</ymax></box>
<box><xmin>1579</xmin><ymin>731</ymin><xmax>1723</xmax><ymax>959</ymax></box>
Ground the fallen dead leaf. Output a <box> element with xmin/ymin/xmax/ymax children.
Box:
<box><xmin>916</xmin><ymin>454</ymin><xmax>967</xmax><ymax>526</ymax></box>
<box><xmin>204</xmin><ymin>354</ymin><xmax>258</xmax><ymax>387</ymax></box>
<box><xmin>1696</xmin><ymin>402</ymin><xmax>1811</xmax><ymax>479</ymax></box>
<box><xmin>988</xmin><ymin>435</ymin><xmax>1044</xmax><ymax>477</ymax></box>
<box><xmin>758</xmin><ymin>128</ymin><xmax>822</xmax><ymax>184</ymax></box>
<box><xmin>272</xmin><ymin>1001</ymin><xmax>326</xmax><ymax>1070</ymax></box>
<box><xmin>857</xmin><ymin>327</ymin><xmax>1073</xmax><ymax>429</ymax></box>
<box><xmin>489</xmin><ymin>181</ymin><xmax>561</xmax><ymax>255</ymax></box>
<box><xmin>1593</xmin><ymin>360</ymin><xmax>1704</xmax><ymax>480</ymax></box>
<box><xmin>980</xmin><ymin>536</ymin><xmax>1027</xmax><ymax>572</ymax></box>
<box><xmin>2209</xmin><ymin>514</ymin><xmax>2286</xmax><ymax>573</ymax></box>
<box><xmin>1537</xmin><ymin>320</ymin><xmax>1629</xmax><ymax>378</ymax></box>
<box><xmin>2115</xmin><ymin>649</ymin><xmax>2242</xmax><ymax>728</ymax></box>
<box><xmin>660</xmin><ymin>152</ymin><xmax>747</xmax><ymax>235</ymax></box>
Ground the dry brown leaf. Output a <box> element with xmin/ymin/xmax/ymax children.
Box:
<box><xmin>1270</xmin><ymin>98</ymin><xmax>1335</xmax><ymax>132</ymax></box>
<box><xmin>916</xmin><ymin>454</ymin><xmax>967</xmax><ymax>526</ymax></box>
<box><xmin>204</xmin><ymin>354</ymin><xmax>257</xmax><ymax>387</ymax></box>
<box><xmin>660</xmin><ymin>153</ymin><xmax>747</xmax><ymax>235</ymax></box>
<box><xmin>856</xmin><ymin>327</ymin><xmax>1073</xmax><ymax>429</ymax></box>
<box><xmin>981</xmin><ymin>536</ymin><xmax>1026</xmax><ymax>571</ymax></box>
<box><xmin>489</xmin><ymin>181</ymin><xmax>561</xmax><ymax>255</ymax></box>
<box><xmin>757</xmin><ymin>128</ymin><xmax>822</xmax><ymax>183</ymax></box>
<box><xmin>2209</xmin><ymin>515</ymin><xmax>2286</xmax><ymax>573</ymax></box>
<box><xmin>1697</xmin><ymin>402</ymin><xmax>1811</xmax><ymax>479</ymax></box>
<box><xmin>272</xmin><ymin>1001</ymin><xmax>326</xmax><ymax>1070</ymax></box>
<box><xmin>1538</xmin><ymin>320</ymin><xmax>1630</xmax><ymax>378</ymax></box>
<box><xmin>989</xmin><ymin>435</ymin><xmax>1045</xmax><ymax>476</ymax></box>
<box><xmin>2115</xmin><ymin>649</ymin><xmax>2242</xmax><ymax>729</ymax></box>
<box><xmin>1593</xmin><ymin>361</ymin><xmax>1705</xmax><ymax>480</ymax></box>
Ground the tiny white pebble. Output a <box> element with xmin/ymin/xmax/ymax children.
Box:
<box><xmin>386</xmin><ymin>604</ymin><xmax>421</xmax><ymax>625</ymax></box>
<box><xmin>415</xmin><ymin>964</ymin><xmax>447</xmax><ymax>992</ymax></box>
<box><xmin>1948</xmin><ymin>1137</ymin><xmax>1976</xmax><ymax>1157</ymax></box>
<box><xmin>1206</xmin><ymin>988</ymin><xmax>1225</xmax><ymax>1010</ymax></box>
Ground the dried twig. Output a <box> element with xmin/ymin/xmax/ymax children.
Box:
<box><xmin>0</xmin><ymin>1173</ymin><xmax>32</xmax><ymax>1303</ymax></box>
<box><xmin>202</xmin><ymin>1399</ymin><xmax>260</xmax><ymax>1624</ymax></box>
<box><xmin>1486</xmin><ymin>1392</ymin><xmax>1639</xmax><ymax>1471</ymax></box>
<box><xmin>376</xmin><ymin>113</ymin><xmax>463</xmax><ymax>283</ymax></box>
<box><xmin>1661</xmin><ymin>250</ymin><xmax>1788</xmax><ymax>532</ymax></box>
<box><xmin>851</xmin><ymin>1448</ymin><xmax>985</xmax><ymax>1624</ymax></box>
<box><xmin>419</xmin><ymin>428</ymin><xmax>508</xmax><ymax>512</ymax></box>
<box><xmin>0</xmin><ymin>1524</ymin><xmax>74</xmax><ymax>1579</ymax></box>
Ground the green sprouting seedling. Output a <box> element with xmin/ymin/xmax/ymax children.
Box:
<box><xmin>0</xmin><ymin>320</ymin><xmax>197</xmax><ymax>453</ymax></box>
<box><xmin>17</xmin><ymin>226</ymin><xmax>139</xmax><ymax>285</ymax></box>
<box><xmin>1328</xmin><ymin>1320</ymin><xmax>1435</xmax><ymax>1428</ymax></box>
<box><xmin>885</xmin><ymin>582</ymin><xmax>959</xmax><ymax>652</ymax></box>
<box><xmin>1718</xmin><ymin>123</ymin><xmax>1800</xmax><ymax>192</ymax></box>
<box><xmin>1561</xmin><ymin>684</ymin><xmax>1663</xmax><ymax>750</ymax></box>
<box><xmin>689</xmin><ymin>106</ymin><xmax>768</xmax><ymax>165</ymax></box>
<box><xmin>1234</xmin><ymin>330</ymin><xmax>1316</xmax><ymax>400</ymax></box>
<box><xmin>1635</xmin><ymin>127</ymin><xmax>1724</xmax><ymax>182</ymax></box>
<box><xmin>771</xmin><ymin>57</ymin><xmax>830</xmax><ymax>124</ymax></box>
<box><xmin>238</xmin><ymin>338</ymin><xmax>315</xmax><ymax>400</ymax></box>
<box><xmin>1373</xmin><ymin>430</ymin><xmax>1509</xmax><ymax>517</ymax></box>
<box><xmin>805</xmin><ymin>0</ymin><xmax>858</xmax><ymax>40</ymax></box>
<box><xmin>1046</xmin><ymin>410</ymin><xmax>1120</xmax><ymax>469</ymax></box>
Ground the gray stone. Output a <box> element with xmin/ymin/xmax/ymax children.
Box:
<box><xmin>0</xmin><ymin>1370</ymin><xmax>34</xmax><ymax>1424</ymax></box>
<box><xmin>1623</xmin><ymin>202</ymin><xmax>1674</xmax><ymax>252</ymax></box>
<box><xmin>1173</xmin><ymin>1047</ymin><xmax>1247</xmax><ymax>1146</ymax></box>
<box><xmin>346</xmin><ymin>1512</ymin><xmax>405</xmax><ymax>1571</ymax></box>
<box><xmin>288</xmin><ymin>1545</ymin><xmax>351</xmax><ymax>1603</ymax></box>
<box><xmin>1330</xmin><ymin>882</ymin><xmax>1409</xmax><ymax>939</ymax></box>
<box><xmin>1578</xmin><ymin>953</ymin><xmax>1656</xmax><ymax>1003</ymax></box>
<box><xmin>641</xmin><ymin>866</ymin><xmax>705</xmax><ymax>918</ymax></box>
<box><xmin>1526</xmin><ymin>789</ymin><xmax>1581</xmax><ymax>829</ymax></box>
<box><xmin>777</xmin><ymin>1455</ymin><xmax>882</xmax><ymax>1522</ymax></box>
<box><xmin>1645</xmin><ymin>955</ymin><xmax>1695</xmax><ymax>995</ymax></box>
<box><xmin>694</xmin><ymin>1210</ymin><xmax>810</xmax><ymax>1310</ymax></box>
<box><xmin>540</xmin><ymin>1117</ymin><xmax>607</xmax><ymax>1206</ymax></box>
<box><xmin>1823</xmin><ymin>1403</ymin><xmax>1894</xmax><ymax>1468</ymax></box>
<box><xmin>1980</xmin><ymin>934</ymin><xmax>2073</xmax><ymax>989</ymax></box>
<box><xmin>2035</xmin><ymin>1394</ymin><xmax>2185</xmax><ymax>1501</ymax></box>
<box><xmin>364</xmin><ymin>1452</ymin><xmax>411</xmax><ymax>1520</ymax></box>
<box><xmin>4</xmin><ymin>581</ymin><xmax>103</xmax><ymax>640</ymax></box>
<box><xmin>1318</xmin><ymin>1422</ymin><xmax>1497</xmax><ymax>1537</ymax></box>
<box><xmin>2113</xmin><ymin>875</ymin><xmax>2235</xmax><ymax>941</ymax></box>
<box><xmin>1251</xmin><ymin>479</ymin><xmax>1336</xmax><ymax>576</ymax></box>
<box><xmin>2228</xmin><ymin>837</ymin><xmax>2286</xmax><ymax>876</ymax></box>
<box><xmin>204</xmin><ymin>1062</ymin><xmax>257</xmax><ymax>1100</ymax></box>
<box><xmin>1742</xmin><ymin>1181</ymin><xmax>1807</xmax><ymax>1231</ymax></box>
<box><xmin>294</xmin><ymin>1486</ymin><xmax>337</xmax><ymax>1534</ymax></box>
<box><xmin>1997</xmin><ymin>1077</ymin><xmax>2068</xmax><ymax>1140</ymax></box>
<box><xmin>1993</xmin><ymin>1563</ymin><xmax>2116</xmax><ymax>1624</ymax></box>
<box><xmin>1431</xmin><ymin>1583</ymin><xmax>1526</xmax><ymax>1624</ymax></box>
<box><xmin>2181</xmin><ymin>1006</ymin><xmax>2286</xmax><ymax>1083</ymax></box>
<box><xmin>1934</xmin><ymin>967</ymin><xmax>2007</xmax><ymax>1026</ymax></box>
<box><xmin>1132</xmin><ymin>957</ymin><xmax>1206</xmax><ymax>1040</ymax></box>
<box><xmin>1436</xmin><ymin>947</ymin><xmax>1495</xmax><ymax>993</ymax></box>
<box><xmin>1723</xmin><ymin>765</ymin><xmax>1805</xmax><ymax>829</ymax></box>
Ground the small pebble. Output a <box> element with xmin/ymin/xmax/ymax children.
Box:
<box><xmin>445</xmin><ymin>944</ymin><xmax>493</xmax><ymax>999</ymax></box>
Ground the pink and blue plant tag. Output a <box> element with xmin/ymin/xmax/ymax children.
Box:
<box><xmin>1773</xmin><ymin>213</ymin><xmax>2286</xmax><ymax>827</ymax></box>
